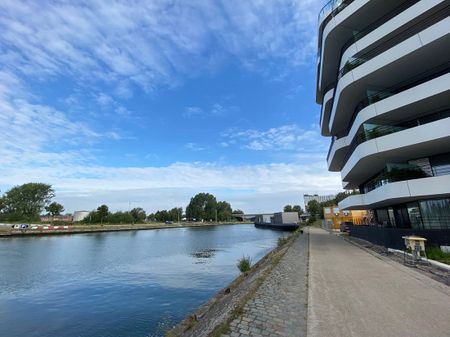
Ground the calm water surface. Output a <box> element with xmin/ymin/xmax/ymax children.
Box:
<box><xmin>0</xmin><ymin>224</ymin><xmax>286</xmax><ymax>337</ymax></box>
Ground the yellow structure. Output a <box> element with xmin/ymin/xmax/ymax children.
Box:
<box><xmin>323</xmin><ymin>206</ymin><xmax>368</xmax><ymax>231</ymax></box>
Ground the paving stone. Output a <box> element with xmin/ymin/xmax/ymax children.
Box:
<box><xmin>223</xmin><ymin>232</ymin><xmax>308</xmax><ymax>337</ymax></box>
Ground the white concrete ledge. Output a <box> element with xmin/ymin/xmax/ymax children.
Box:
<box><xmin>388</xmin><ymin>248</ymin><xmax>450</xmax><ymax>272</ymax></box>
<box><xmin>339</xmin><ymin>175</ymin><xmax>450</xmax><ymax>210</ymax></box>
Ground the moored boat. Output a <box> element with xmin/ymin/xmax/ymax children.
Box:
<box><xmin>254</xmin><ymin>222</ymin><xmax>299</xmax><ymax>231</ymax></box>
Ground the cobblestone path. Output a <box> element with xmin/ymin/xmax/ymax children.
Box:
<box><xmin>223</xmin><ymin>231</ymin><xmax>308</xmax><ymax>337</ymax></box>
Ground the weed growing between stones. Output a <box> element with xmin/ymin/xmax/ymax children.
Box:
<box><xmin>237</xmin><ymin>256</ymin><xmax>252</xmax><ymax>273</ymax></box>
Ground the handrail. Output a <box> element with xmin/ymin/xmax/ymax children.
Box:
<box><xmin>339</xmin><ymin>0</ymin><xmax>420</xmax><ymax>66</ymax></box>
<box><xmin>361</xmin><ymin>162</ymin><xmax>450</xmax><ymax>194</ymax></box>
<box><xmin>347</xmin><ymin>62</ymin><xmax>450</xmax><ymax>133</ymax></box>
<box><xmin>317</xmin><ymin>0</ymin><xmax>354</xmax><ymax>60</ymax></box>
<box><xmin>341</xmin><ymin>107</ymin><xmax>450</xmax><ymax>167</ymax></box>
<box><xmin>337</xmin><ymin>4</ymin><xmax>450</xmax><ymax>81</ymax></box>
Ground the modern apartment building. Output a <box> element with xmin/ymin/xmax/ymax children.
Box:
<box><xmin>303</xmin><ymin>194</ymin><xmax>336</xmax><ymax>207</ymax></box>
<box><xmin>317</xmin><ymin>0</ymin><xmax>450</xmax><ymax>236</ymax></box>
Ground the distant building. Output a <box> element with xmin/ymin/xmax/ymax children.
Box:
<box><xmin>272</xmin><ymin>212</ymin><xmax>299</xmax><ymax>224</ymax></box>
<box><xmin>40</xmin><ymin>214</ymin><xmax>73</xmax><ymax>222</ymax></box>
<box><xmin>323</xmin><ymin>206</ymin><xmax>368</xmax><ymax>231</ymax></box>
<box><xmin>303</xmin><ymin>194</ymin><xmax>335</xmax><ymax>208</ymax></box>
<box><xmin>73</xmin><ymin>211</ymin><xmax>90</xmax><ymax>222</ymax></box>
<box><xmin>254</xmin><ymin>214</ymin><xmax>273</xmax><ymax>224</ymax></box>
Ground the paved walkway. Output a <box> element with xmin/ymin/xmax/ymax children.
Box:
<box><xmin>223</xmin><ymin>232</ymin><xmax>308</xmax><ymax>337</ymax></box>
<box><xmin>308</xmin><ymin>228</ymin><xmax>450</xmax><ymax>337</ymax></box>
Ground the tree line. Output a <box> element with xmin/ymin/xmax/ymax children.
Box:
<box><xmin>0</xmin><ymin>183</ymin><xmax>243</xmax><ymax>224</ymax></box>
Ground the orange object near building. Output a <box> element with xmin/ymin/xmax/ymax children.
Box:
<box><xmin>323</xmin><ymin>205</ymin><xmax>368</xmax><ymax>231</ymax></box>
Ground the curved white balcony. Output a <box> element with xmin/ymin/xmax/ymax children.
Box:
<box><xmin>317</xmin><ymin>0</ymin><xmax>416</xmax><ymax>103</ymax></box>
<box><xmin>338</xmin><ymin>0</ymin><xmax>445</xmax><ymax>71</ymax></box>
<box><xmin>341</xmin><ymin>117</ymin><xmax>450</xmax><ymax>185</ymax></box>
<box><xmin>317</xmin><ymin>0</ymin><xmax>374</xmax><ymax>103</ymax></box>
<box><xmin>328</xmin><ymin>17</ymin><xmax>450</xmax><ymax>135</ymax></box>
<box><xmin>320</xmin><ymin>88</ymin><xmax>334</xmax><ymax>136</ymax></box>
<box><xmin>327</xmin><ymin>73</ymin><xmax>450</xmax><ymax>171</ymax></box>
<box><xmin>339</xmin><ymin>175</ymin><xmax>450</xmax><ymax>210</ymax></box>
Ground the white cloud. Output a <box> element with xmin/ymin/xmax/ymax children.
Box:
<box><xmin>0</xmin><ymin>161</ymin><xmax>341</xmax><ymax>213</ymax></box>
<box><xmin>0</xmin><ymin>0</ymin><xmax>321</xmax><ymax>93</ymax></box>
<box><xmin>222</xmin><ymin>124</ymin><xmax>328</xmax><ymax>154</ymax></box>
<box><xmin>183</xmin><ymin>103</ymin><xmax>238</xmax><ymax>119</ymax></box>
<box><xmin>183</xmin><ymin>106</ymin><xmax>204</xmax><ymax>118</ymax></box>
<box><xmin>184</xmin><ymin>143</ymin><xmax>207</xmax><ymax>152</ymax></box>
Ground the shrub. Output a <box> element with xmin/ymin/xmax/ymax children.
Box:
<box><xmin>277</xmin><ymin>237</ymin><xmax>288</xmax><ymax>247</ymax></box>
<box><xmin>237</xmin><ymin>256</ymin><xmax>252</xmax><ymax>273</ymax></box>
<box><xmin>426</xmin><ymin>245</ymin><xmax>450</xmax><ymax>264</ymax></box>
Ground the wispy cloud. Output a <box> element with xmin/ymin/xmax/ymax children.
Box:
<box><xmin>0</xmin><ymin>0</ymin><xmax>320</xmax><ymax>94</ymax></box>
<box><xmin>0</xmin><ymin>161</ymin><xmax>341</xmax><ymax>212</ymax></box>
<box><xmin>222</xmin><ymin>124</ymin><xmax>328</xmax><ymax>153</ymax></box>
<box><xmin>184</xmin><ymin>143</ymin><xmax>207</xmax><ymax>152</ymax></box>
<box><xmin>183</xmin><ymin>103</ymin><xmax>238</xmax><ymax>119</ymax></box>
<box><xmin>183</xmin><ymin>106</ymin><xmax>204</xmax><ymax>118</ymax></box>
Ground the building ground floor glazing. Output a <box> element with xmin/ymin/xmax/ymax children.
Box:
<box><xmin>374</xmin><ymin>197</ymin><xmax>450</xmax><ymax>230</ymax></box>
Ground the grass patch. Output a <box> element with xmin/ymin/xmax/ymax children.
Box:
<box><xmin>277</xmin><ymin>236</ymin><xmax>289</xmax><ymax>247</ymax></box>
<box><xmin>237</xmin><ymin>256</ymin><xmax>252</xmax><ymax>273</ymax></box>
<box><xmin>426</xmin><ymin>245</ymin><xmax>450</xmax><ymax>265</ymax></box>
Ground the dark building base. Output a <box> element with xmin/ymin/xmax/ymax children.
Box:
<box><xmin>348</xmin><ymin>225</ymin><xmax>450</xmax><ymax>249</ymax></box>
<box><xmin>254</xmin><ymin>223</ymin><xmax>299</xmax><ymax>231</ymax></box>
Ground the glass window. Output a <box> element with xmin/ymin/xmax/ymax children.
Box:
<box><xmin>419</xmin><ymin>198</ymin><xmax>450</xmax><ymax>229</ymax></box>
<box><xmin>407</xmin><ymin>202</ymin><xmax>423</xmax><ymax>229</ymax></box>
<box><xmin>375</xmin><ymin>209</ymin><xmax>390</xmax><ymax>227</ymax></box>
<box><xmin>388</xmin><ymin>208</ymin><xmax>396</xmax><ymax>228</ymax></box>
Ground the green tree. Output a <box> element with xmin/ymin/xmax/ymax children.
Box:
<box><xmin>217</xmin><ymin>201</ymin><xmax>232</xmax><ymax>221</ymax></box>
<box><xmin>108</xmin><ymin>211</ymin><xmax>133</xmax><ymax>224</ymax></box>
<box><xmin>45</xmin><ymin>202</ymin><xmax>65</xmax><ymax>216</ymax></box>
<box><xmin>1</xmin><ymin>183</ymin><xmax>55</xmax><ymax>220</ymax></box>
<box><xmin>292</xmin><ymin>205</ymin><xmax>304</xmax><ymax>215</ymax></box>
<box><xmin>97</xmin><ymin>204</ymin><xmax>109</xmax><ymax>223</ymax></box>
<box><xmin>186</xmin><ymin>193</ymin><xmax>217</xmax><ymax>221</ymax></box>
<box><xmin>147</xmin><ymin>213</ymin><xmax>155</xmax><ymax>222</ymax></box>
<box><xmin>154</xmin><ymin>210</ymin><xmax>170</xmax><ymax>222</ymax></box>
<box><xmin>307</xmin><ymin>200</ymin><xmax>320</xmax><ymax>221</ymax></box>
<box><xmin>168</xmin><ymin>207</ymin><xmax>183</xmax><ymax>222</ymax></box>
<box><xmin>232</xmin><ymin>209</ymin><xmax>244</xmax><ymax>215</ymax></box>
<box><xmin>130</xmin><ymin>207</ymin><xmax>146</xmax><ymax>223</ymax></box>
<box><xmin>283</xmin><ymin>205</ymin><xmax>293</xmax><ymax>212</ymax></box>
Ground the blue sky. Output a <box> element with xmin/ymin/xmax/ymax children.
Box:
<box><xmin>0</xmin><ymin>0</ymin><xmax>341</xmax><ymax>213</ymax></box>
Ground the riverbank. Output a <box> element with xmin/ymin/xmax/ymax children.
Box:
<box><xmin>166</xmin><ymin>228</ymin><xmax>306</xmax><ymax>337</ymax></box>
<box><xmin>0</xmin><ymin>222</ymin><xmax>252</xmax><ymax>237</ymax></box>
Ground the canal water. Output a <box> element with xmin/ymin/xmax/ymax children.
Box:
<box><xmin>0</xmin><ymin>224</ymin><xmax>286</xmax><ymax>337</ymax></box>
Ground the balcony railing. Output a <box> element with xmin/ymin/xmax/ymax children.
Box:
<box><xmin>339</xmin><ymin>0</ymin><xmax>420</xmax><ymax>61</ymax></box>
<box><xmin>347</xmin><ymin>62</ymin><xmax>450</xmax><ymax>132</ymax></box>
<box><xmin>318</xmin><ymin>0</ymin><xmax>352</xmax><ymax>23</ymax></box>
<box><xmin>362</xmin><ymin>163</ymin><xmax>429</xmax><ymax>194</ymax></box>
<box><xmin>340</xmin><ymin>107</ymin><xmax>450</xmax><ymax>166</ymax></box>
<box><xmin>361</xmin><ymin>161</ymin><xmax>450</xmax><ymax>194</ymax></box>
<box><xmin>317</xmin><ymin>0</ymin><xmax>354</xmax><ymax>62</ymax></box>
<box><xmin>337</xmin><ymin>4</ymin><xmax>450</xmax><ymax>81</ymax></box>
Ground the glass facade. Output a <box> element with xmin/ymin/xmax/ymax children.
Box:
<box><xmin>374</xmin><ymin>198</ymin><xmax>450</xmax><ymax>229</ymax></box>
<box><xmin>407</xmin><ymin>202</ymin><xmax>422</xmax><ymax>229</ymax></box>
<box><xmin>419</xmin><ymin>198</ymin><xmax>450</xmax><ymax>229</ymax></box>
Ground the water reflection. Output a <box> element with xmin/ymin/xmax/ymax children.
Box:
<box><xmin>191</xmin><ymin>248</ymin><xmax>221</xmax><ymax>260</ymax></box>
